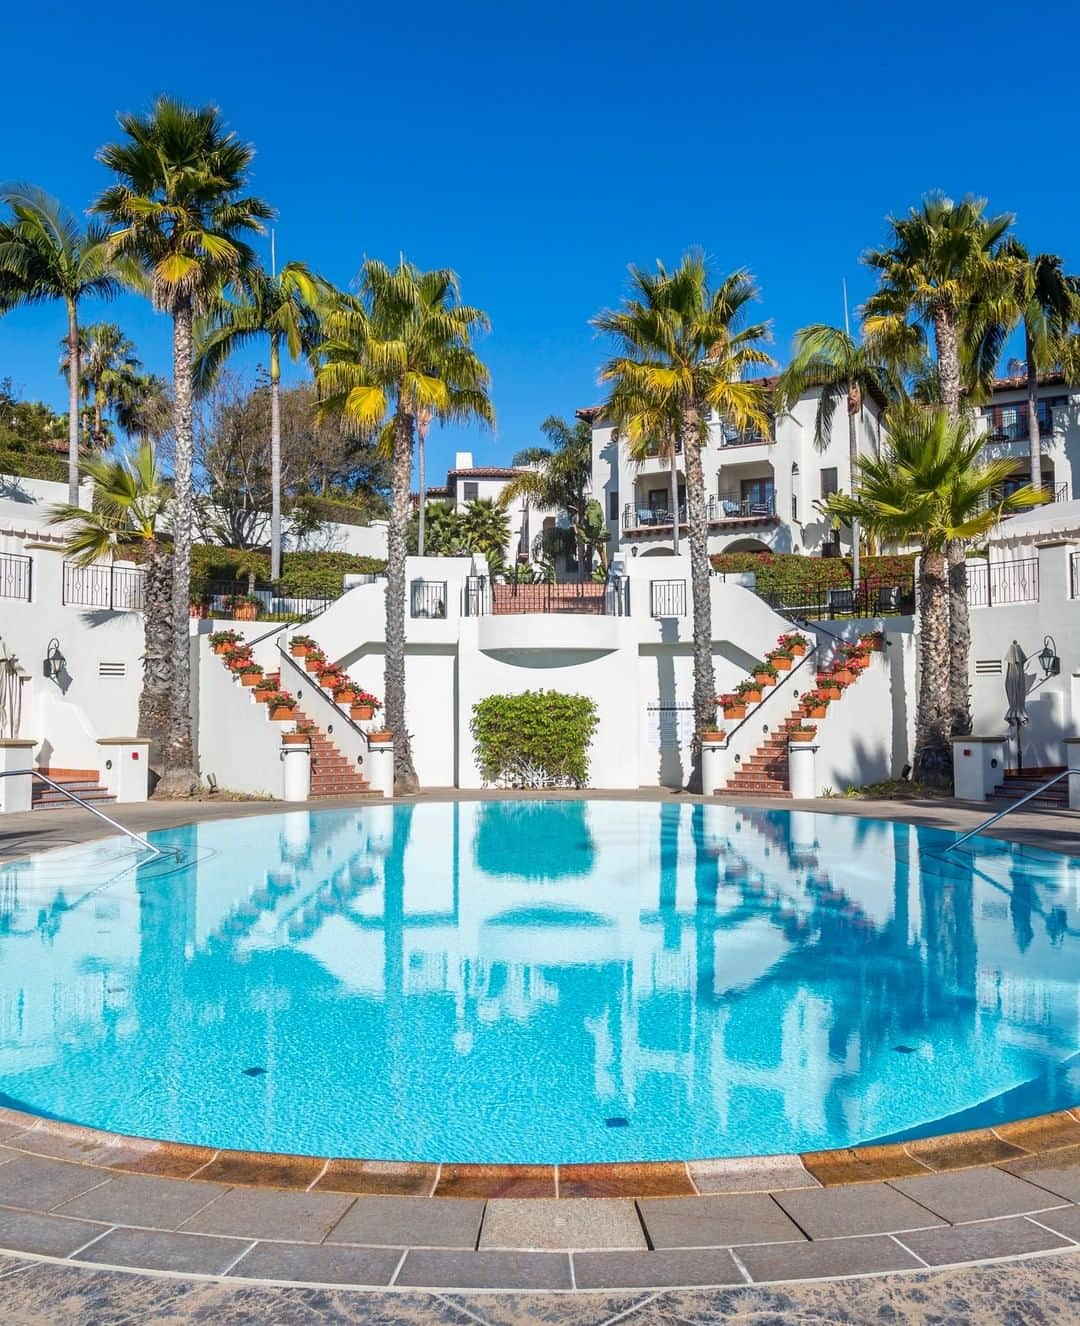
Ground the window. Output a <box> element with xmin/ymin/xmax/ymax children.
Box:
<box><xmin>608</xmin><ymin>489</ymin><xmax>619</xmax><ymax>520</ymax></box>
<box><xmin>740</xmin><ymin>478</ymin><xmax>774</xmax><ymax>513</ymax></box>
<box><xmin>462</xmin><ymin>481</ymin><xmax>479</xmax><ymax>501</ymax></box>
<box><xmin>820</xmin><ymin>467</ymin><xmax>838</xmax><ymax>498</ymax></box>
<box><xmin>985</xmin><ymin>399</ymin><xmax>1061</xmax><ymax>441</ymax></box>
<box><xmin>791</xmin><ymin>493</ymin><xmax>798</xmax><ymax>522</ymax></box>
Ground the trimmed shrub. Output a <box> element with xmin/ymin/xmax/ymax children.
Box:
<box><xmin>189</xmin><ymin>545</ymin><xmax>386</xmax><ymax>595</ymax></box>
<box><xmin>711</xmin><ymin>550</ymin><xmax>916</xmax><ymax>596</ymax></box>
<box><xmin>471</xmin><ymin>690</ymin><xmax>598</xmax><ymax>788</ymax></box>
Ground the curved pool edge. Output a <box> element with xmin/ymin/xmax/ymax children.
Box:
<box><xmin>2</xmin><ymin>1100</ymin><xmax>1079</xmax><ymax>1197</ymax></box>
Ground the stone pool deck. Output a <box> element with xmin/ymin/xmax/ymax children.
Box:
<box><xmin>0</xmin><ymin>789</ymin><xmax>1077</xmax><ymax>1318</ymax></box>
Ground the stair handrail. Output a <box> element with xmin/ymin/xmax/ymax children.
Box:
<box><xmin>0</xmin><ymin>770</ymin><xmax>166</xmax><ymax>857</ymax></box>
<box><xmin>231</xmin><ymin>585</ymin><xmax>358</xmax><ymax>652</ymax></box>
<box><xmin>945</xmin><ymin>769</ymin><xmax>1077</xmax><ymax>852</ymax></box>
<box><xmin>719</xmin><ymin>644</ymin><xmax>820</xmax><ymax>750</ymax></box>
<box><xmin>276</xmin><ymin>640</ymin><xmax>377</xmax><ymax>751</ymax></box>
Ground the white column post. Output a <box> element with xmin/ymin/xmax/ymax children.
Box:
<box><xmin>281</xmin><ymin>739</ymin><xmax>311</xmax><ymax>802</ymax></box>
<box><xmin>951</xmin><ymin>735</ymin><xmax>1008</xmax><ymax>801</ymax></box>
<box><xmin>366</xmin><ymin>737</ymin><xmax>394</xmax><ymax>798</ymax></box>
<box><xmin>700</xmin><ymin>735</ymin><xmax>729</xmax><ymax>797</ymax></box>
<box><xmin>1066</xmin><ymin>738</ymin><xmax>1080</xmax><ymax>812</ymax></box>
<box><xmin>97</xmin><ymin>738</ymin><xmax>151</xmax><ymax>803</ymax></box>
<box><xmin>787</xmin><ymin>740</ymin><xmax>818</xmax><ymax>799</ymax></box>
<box><xmin>0</xmin><ymin>740</ymin><xmax>37</xmax><ymax>813</ymax></box>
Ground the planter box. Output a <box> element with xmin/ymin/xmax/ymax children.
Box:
<box><xmin>233</xmin><ymin>605</ymin><xmax>258</xmax><ymax>621</ymax></box>
<box><xmin>269</xmin><ymin>705</ymin><xmax>297</xmax><ymax>721</ymax></box>
<box><xmin>254</xmin><ymin>687</ymin><xmax>276</xmax><ymax>703</ymax></box>
<box><xmin>817</xmin><ymin>683</ymin><xmax>841</xmax><ymax>700</ymax></box>
<box><xmin>239</xmin><ymin>672</ymin><xmax>262</xmax><ymax>687</ymax></box>
<box><xmin>335</xmin><ymin>689</ymin><xmax>357</xmax><ymax>705</ymax></box>
<box><xmin>740</xmin><ymin>688</ymin><xmax>763</xmax><ymax>704</ymax></box>
<box><xmin>351</xmin><ymin>704</ymin><xmax>375</xmax><ymax>721</ymax></box>
<box><xmin>789</xmin><ymin>643</ymin><xmax>807</xmax><ymax>656</ymax></box>
<box><xmin>803</xmin><ymin>705</ymin><xmax>828</xmax><ymax>719</ymax></box>
<box><xmin>755</xmin><ymin>673</ymin><xmax>776</xmax><ymax>688</ymax></box>
<box><xmin>722</xmin><ymin>704</ymin><xmax>746</xmax><ymax>720</ymax></box>
<box><xmin>290</xmin><ymin>643</ymin><xmax>310</xmax><ymax>657</ymax></box>
<box><xmin>832</xmin><ymin>668</ymin><xmax>854</xmax><ymax>684</ymax></box>
<box><xmin>771</xmin><ymin>656</ymin><xmax>793</xmax><ymax>671</ymax></box>
<box><xmin>282</xmin><ymin>731</ymin><xmax>310</xmax><ymax>746</ymax></box>
<box><xmin>319</xmin><ymin>675</ymin><xmax>342</xmax><ymax>690</ymax></box>
<box><xmin>367</xmin><ymin>731</ymin><xmax>393</xmax><ymax>744</ymax></box>
<box><xmin>305</xmin><ymin>658</ymin><xmax>324</xmax><ymax>673</ymax></box>
<box><xmin>790</xmin><ymin>730</ymin><xmax>816</xmax><ymax>743</ymax></box>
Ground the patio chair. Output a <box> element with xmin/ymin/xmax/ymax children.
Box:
<box><xmin>825</xmin><ymin>586</ymin><xmax>855</xmax><ymax>616</ymax></box>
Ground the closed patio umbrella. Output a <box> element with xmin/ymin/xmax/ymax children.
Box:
<box><xmin>1004</xmin><ymin>640</ymin><xmax>1029</xmax><ymax>771</ymax></box>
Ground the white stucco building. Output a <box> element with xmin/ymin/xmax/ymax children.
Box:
<box><xmin>582</xmin><ymin>379</ymin><xmax>887</xmax><ymax>561</ymax></box>
<box><xmin>972</xmin><ymin>372</ymin><xmax>1079</xmax><ymax>502</ymax></box>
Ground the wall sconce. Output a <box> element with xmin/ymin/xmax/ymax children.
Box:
<box><xmin>43</xmin><ymin>638</ymin><xmax>66</xmax><ymax>684</ymax></box>
<box><xmin>1038</xmin><ymin>634</ymin><xmax>1060</xmax><ymax>678</ymax></box>
<box><xmin>631</xmin><ymin>545</ymin><xmax>639</xmax><ymax>557</ymax></box>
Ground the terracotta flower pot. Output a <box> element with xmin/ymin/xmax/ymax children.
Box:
<box><xmin>722</xmin><ymin>703</ymin><xmax>746</xmax><ymax>720</ymax></box>
<box><xmin>742</xmin><ymin>688</ymin><xmax>763</xmax><ymax>704</ymax></box>
<box><xmin>817</xmin><ymin>683</ymin><xmax>841</xmax><ymax>700</ymax></box>
<box><xmin>832</xmin><ymin>667</ymin><xmax>854</xmax><ymax>684</ymax></box>
<box><xmin>269</xmin><ymin>705</ymin><xmax>296</xmax><ymax>721</ymax></box>
<box><xmin>755</xmin><ymin>673</ymin><xmax>776</xmax><ymax>688</ymax></box>
<box><xmin>790</xmin><ymin>729</ymin><xmax>816</xmax><ymax>743</ymax></box>
<box><xmin>789</xmin><ymin>643</ymin><xmax>807</xmax><ymax>656</ymax></box>
<box><xmin>771</xmin><ymin>656</ymin><xmax>793</xmax><ymax>671</ymax></box>
<box><xmin>699</xmin><ymin>729</ymin><xmax>727</xmax><ymax>742</ymax></box>
<box><xmin>239</xmin><ymin>672</ymin><xmax>262</xmax><ymax>687</ymax></box>
<box><xmin>334</xmin><ymin>688</ymin><xmax>357</xmax><ymax>705</ymax></box>
<box><xmin>367</xmin><ymin>731</ymin><xmax>393</xmax><ymax>744</ymax></box>
<box><xmin>282</xmin><ymin>731</ymin><xmax>310</xmax><ymax>746</ymax></box>
<box><xmin>320</xmin><ymin>674</ymin><xmax>341</xmax><ymax>690</ymax></box>
<box><xmin>213</xmin><ymin>642</ymin><xmax>234</xmax><ymax>655</ymax></box>
<box><xmin>189</xmin><ymin>604</ymin><xmax>207</xmax><ymax>619</ymax></box>
<box><xmin>351</xmin><ymin>703</ymin><xmax>375</xmax><ymax>721</ymax></box>
<box><xmin>254</xmin><ymin>686</ymin><xmax>275</xmax><ymax>703</ymax></box>
<box><xmin>290</xmin><ymin>643</ymin><xmax>310</xmax><ymax>657</ymax></box>
<box><xmin>804</xmin><ymin>705</ymin><xmax>827</xmax><ymax>719</ymax></box>
<box><xmin>305</xmin><ymin>657</ymin><xmax>323</xmax><ymax>673</ymax></box>
<box><xmin>233</xmin><ymin>604</ymin><xmax>258</xmax><ymax>621</ymax></box>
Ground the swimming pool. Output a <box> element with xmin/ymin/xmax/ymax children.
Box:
<box><xmin>0</xmin><ymin>800</ymin><xmax>1076</xmax><ymax>1164</ymax></box>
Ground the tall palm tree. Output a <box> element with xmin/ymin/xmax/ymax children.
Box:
<box><xmin>863</xmin><ymin>193</ymin><xmax>1018</xmax><ymax>736</ymax></box>
<box><xmin>603</xmin><ymin>386</ymin><xmax>683</xmax><ymax>552</ymax></box>
<box><xmin>61</xmin><ymin>322</ymin><xmax>142</xmax><ymax>448</ymax></box>
<box><xmin>48</xmin><ymin>444</ymin><xmax>172</xmax><ymax>771</ymax></box>
<box><xmin>774</xmin><ymin>325</ymin><xmax>903</xmax><ymax>583</ymax></box>
<box><xmin>500</xmin><ymin>415</ymin><xmax>593</xmax><ymax>570</ymax></box>
<box><xmin>0</xmin><ymin>185</ymin><xmax>121</xmax><ymax>503</ymax></box>
<box><xmin>194</xmin><ymin>260</ymin><xmax>329</xmax><ymax>578</ymax></box>
<box><xmin>115</xmin><ymin>371</ymin><xmax>172</xmax><ymax>444</ymax></box>
<box><xmin>316</xmin><ymin>259</ymin><xmax>494</xmax><ymax>792</ymax></box>
<box><xmin>95</xmin><ymin>97</ymin><xmax>273</xmax><ymax>794</ymax></box>
<box><xmin>822</xmin><ymin>410</ymin><xmax>1040</xmax><ymax>784</ymax></box>
<box><xmin>974</xmin><ymin>243</ymin><xmax>1080</xmax><ymax>492</ymax></box>
<box><xmin>593</xmin><ymin>254</ymin><xmax>773</xmax><ymax>767</ymax></box>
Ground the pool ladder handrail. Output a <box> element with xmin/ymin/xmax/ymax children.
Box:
<box><xmin>0</xmin><ymin>769</ymin><xmax>167</xmax><ymax>858</ymax></box>
<box><xmin>945</xmin><ymin>768</ymin><xmax>1077</xmax><ymax>853</ymax></box>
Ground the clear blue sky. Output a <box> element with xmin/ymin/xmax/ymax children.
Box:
<box><xmin>1</xmin><ymin>0</ymin><xmax>1076</xmax><ymax>481</ymax></box>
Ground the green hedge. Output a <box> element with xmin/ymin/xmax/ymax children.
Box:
<box><xmin>711</xmin><ymin>551</ymin><xmax>916</xmax><ymax>593</ymax></box>
<box><xmin>471</xmin><ymin>690</ymin><xmax>599</xmax><ymax>788</ymax></box>
<box><xmin>189</xmin><ymin>545</ymin><xmax>386</xmax><ymax>595</ymax></box>
<box><xmin>0</xmin><ymin>447</ymin><xmax>69</xmax><ymax>484</ymax></box>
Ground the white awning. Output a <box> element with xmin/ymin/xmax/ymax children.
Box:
<box><xmin>987</xmin><ymin>499</ymin><xmax>1080</xmax><ymax>548</ymax></box>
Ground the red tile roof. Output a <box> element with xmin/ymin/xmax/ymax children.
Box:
<box><xmin>447</xmin><ymin>467</ymin><xmax>523</xmax><ymax>480</ymax></box>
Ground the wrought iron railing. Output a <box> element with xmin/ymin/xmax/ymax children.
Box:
<box><xmin>623</xmin><ymin>493</ymin><xmax>777</xmax><ymax>530</ymax></box>
<box><xmin>463</xmin><ymin>576</ymin><xmax>629</xmax><ymax>617</ymax></box>
<box><xmin>410</xmin><ymin>579</ymin><xmax>448</xmax><ymax>619</ymax></box>
<box><xmin>755</xmin><ymin>575</ymin><xmax>916</xmax><ymax>621</ymax></box>
<box><xmin>191</xmin><ymin>580</ymin><xmax>339</xmax><ymax>623</ymax></box>
<box><xmin>0</xmin><ymin>552</ymin><xmax>31</xmax><ymax>602</ymax></box>
<box><xmin>965</xmin><ymin>558</ymin><xmax>1040</xmax><ymax>608</ymax></box>
<box><xmin>62</xmin><ymin>561</ymin><xmax>145</xmax><ymax>611</ymax></box>
<box><xmin>650</xmin><ymin>579</ymin><xmax>687</xmax><ymax>618</ymax></box>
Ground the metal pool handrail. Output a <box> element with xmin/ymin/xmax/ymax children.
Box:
<box><xmin>945</xmin><ymin>769</ymin><xmax>1077</xmax><ymax>853</ymax></box>
<box><xmin>0</xmin><ymin>770</ymin><xmax>165</xmax><ymax>858</ymax></box>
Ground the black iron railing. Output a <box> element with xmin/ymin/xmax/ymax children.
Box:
<box><xmin>191</xmin><ymin>579</ymin><xmax>339</xmax><ymax>623</ymax></box>
<box><xmin>463</xmin><ymin>576</ymin><xmax>629</xmax><ymax>616</ymax></box>
<box><xmin>756</xmin><ymin>575</ymin><xmax>916</xmax><ymax>621</ymax></box>
<box><xmin>650</xmin><ymin>579</ymin><xmax>687</xmax><ymax>618</ymax></box>
<box><xmin>0</xmin><ymin>551</ymin><xmax>31</xmax><ymax>601</ymax></box>
<box><xmin>623</xmin><ymin>493</ymin><xmax>777</xmax><ymax>531</ymax></box>
<box><xmin>410</xmin><ymin>579</ymin><xmax>448</xmax><ymax>619</ymax></box>
<box><xmin>62</xmin><ymin>561</ymin><xmax>145</xmax><ymax>611</ymax></box>
<box><xmin>965</xmin><ymin>558</ymin><xmax>1040</xmax><ymax>607</ymax></box>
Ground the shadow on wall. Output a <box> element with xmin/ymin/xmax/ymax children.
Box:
<box><xmin>655</xmin><ymin>618</ymin><xmax>684</xmax><ymax>789</ymax></box>
<box><xmin>820</xmin><ymin>730</ymin><xmax>894</xmax><ymax>795</ymax></box>
<box><xmin>0</xmin><ymin>476</ymin><xmax>36</xmax><ymax>504</ymax></box>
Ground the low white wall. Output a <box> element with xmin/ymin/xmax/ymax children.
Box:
<box><xmin>196</xmin><ymin>637</ymin><xmax>287</xmax><ymax>797</ymax></box>
<box><xmin>0</xmin><ymin>473</ymin><xmax>93</xmax><ymax>512</ymax></box>
<box><xmin>812</xmin><ymin>640</ymin><xmax>914</xmax><ymax>794</ymax></box>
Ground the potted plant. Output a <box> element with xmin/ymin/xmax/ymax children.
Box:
<box><xmin>769</xmin><ymin>646</ymin><xmax>794</xmax><ymax>672</ymax></box>
<box><xmin>366</xmin><ymin>727</ymin><xmax>393</xmax><ymax>744</ymax></box>
<box><xmin>861</xmin><ymin>629</ymin><xmax>885</xmax><ymax>652</ymax></box>
<box><xmin>209</xmin><ymin>629</ymin><xmax>242</xmax><ymax>655</ymax></box>
<box><xmin>237</xmin><ymin>660</ymin><xmax>263</xmax><ymax>687</ymax></box>
<box><xmin>223</xmin><ymin>644</ymin><xmax>253</xmax><ymax>671</ymax></box>
<box><xmin>333</xmin><ymin>678</ymin><xmax>357</xmax><ymax>705</ymax></box>
<box><xmin>789</xmin><ymin>724</ymin><xmax>817</xmax><ymax>743</ymax></box>
<box><xmin>754</xmin><ymin>660</ymin><xmax>778</xmax><ymax>687</ymax></box>
<box><xmin>282</xmin><ymin>719</ymin><xmax>313</xmax><ymax>746</ymax></box>
<box><xmin>319</xmin><ymin>670</ymin><xmax>344</xmax><ymax>692</ymax></box>
<box><xmin>304</xmin><ymin>648</ymin><xmax>326</xmax><ymax>674</ymax></box>
<box><xmin>226</xmin><ymin>592</ymin><xmax>260</xmax><ymax>621</ymax></box>
<box><xmin>718</xmin><ymin>691</ymin><xmax>745</xmax><ymax>720</ymax></box>
<box><xmin>698</xmin><ymin>724</ymin><xmax>727</xmax><ymax>742</ymax></box>
<box><xmin>189</xmin><ymin>596</ymin><xmax>209</xmax><ymax>619</ymax></box>
<box><xmin>816</xmin><ymin>675</ymin><xmax>842</xmax><ymax>701</ymax></box>
<box><xmin>350</xmin><ymin>690</ymin><xmax>382</xmax><ymax>722</ymax></box>
<box><xmin>290</xmin><ymin>634</ymin><xmax>316</xmax><ymax>657</ymax></box>
<box><xmin>779</xmin><ymin>631</ymin><xmax>809</xmax><ymax>656</ymax></box>
<box><xmin>254</xmin><ymin>677</ymin><xmax>279</xmax><ymax>703</ymax></box>
<box><xmin>801</xmin><ymin>690</ymin><xmax>830</xmax><ymax>720</ymax></box>
<box><xmin>264</xmin><ymin>691</ymin><xmax>298</xmax><ymax>720</ymax></box>
<box><xmin>832</xmin><ymin>664</ymin><xmax>855</xmax><ymax>684</ymax></box>
<box><xmin>736</xmin><ymin>678</ymin><xmax>763</xmax><ymax>704</ymax></box>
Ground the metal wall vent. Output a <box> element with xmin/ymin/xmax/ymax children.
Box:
<box><xmin>975</xmin><ymin>659</ymin><xmax>1002</xmax><ymax>675</ymax></box>
<box><xmin>99</xmin><ymin>662</ymin><xmax>126</xmax><ymax>677</ymax></box>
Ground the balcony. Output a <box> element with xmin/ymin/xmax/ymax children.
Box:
<box><xmin>717</xmin><ymin>429</ymin><xmax>773</xmax><ymax>449</ymax></box>
<box><xmin>622</xmin><ymin>493</ymin><xmax>777</xmax><ymax>532</ymax></box>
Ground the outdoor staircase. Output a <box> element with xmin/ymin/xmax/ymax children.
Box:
<box><xmin>31</xmin><ymin>767</ymin><xmax>115</xmax><ymax>811</ymax></box>
<box><xmin>294</xmin><ymin>711</ymin><xmax>374</xmax><ymax>799</ymax></box>
<box><xmin>721</xmin><ymin>709</ymin><xmax>802</xmax><ymax>797</ymax></box>
<box><xmin>988</xmin><ymin>766</ymin><xmax>1069</xmax><ymax>810</ymax></box>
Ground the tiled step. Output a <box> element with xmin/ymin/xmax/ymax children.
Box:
<box><xmin>32</xmin><ymin>778</ymin><xmax>115</xmax><ymax>810</ymax></box>
<box><xmin>989</xmin><ymin>766</ymin><xmax>1068</xmax><ymax>807</ymax></box>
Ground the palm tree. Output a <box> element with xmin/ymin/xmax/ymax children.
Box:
<box><xmin>316</xmin><ymin>259</ymin><xmax>494</xmax><ymax>792</ymax></box>
<box><xmin>459</xmin><ymin>497</ymin><xmax>510</xmax><ymax>572</ymax></box>
<box><xmin>61</xmin><ymin>322</ymin><xmax>142</xmax><ymax>448</ymax></box>
<box><xmin>0</xmin><ymin>185</ymin><xmax>121</xmax><ymax>503</ymax></box>
<box><xmin>500</xmin><ymin>415</ymin><xmax>593</xmax><ymax>570</ymax></box>
<box><xmin>822</xmin><ymin>410</ymin><xmax>1041</xmax><ymax>784</ymax></box>
<box><xmin>48</xmin><ymin>444</ymin><xmax>172</xmax><ymax>771</ymax></box>
<box><xmin>194</xmin><ymin>261</ymin><xmax>328</xmax><ymax>578</ymax></box>
<box><xmin>975</xmin><ymin>243</ymin><xmax>1079</xmax><ymax>492</ymax></box>
<box><xmin>593</xmin><ymin>254</ymin><xmax>773</xmax><ymax>766</ymax></box>
<box><xmin>774</xmin><ymin>325</ymin><xmax>903</xmax><ymax>583</ymax></box>
<box><xmin>115</xmin><ymin>372</ymin><xmax>172</xmax><ymax>444</ymax></box>
<box><xmin>863</xmin><ymin>193</ymin><xmax>1018</xmax><ymax>736</ymax></box>
<box><xmin>95</xmin><ymin>97</ymin><xmax>273</xmax><ymax>794</ymax></box>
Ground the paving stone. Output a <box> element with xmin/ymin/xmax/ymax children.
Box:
<box><xmin>639</xmin><ymin>1194</ymin><xmax>806</xmax><ymax>1249</ymax></box>
<box><xmin>737</xmin><ymin>1233</ymin><xmax>922</xmax><ymax>1282</ymax></box>
<box><xmin>573</xmin><ymin>1248</ymin><xmax>743</xmax><ymax>1289</ymax></box>
<box><xmin>396</xmin><ymin>1249</ymin><xmax>573</xmax><ymax>1290</ymax></box>
<box><xmin>1026</xmin><ymin>1205</ymin><xmax>1080</xmax><ymax>1242</ymax></box>
<box><xmin>327</xmin><ymin>1196</ymin><xmax>484</xmax><ymax>1249</ymax></box>
<box><xmin>479</xmin><ymin>1199</ymin><xmax>645</xmax><ymax>1251</ymax></box>
<box><xmin>1002</xmin><ymin>1146</ymin><xmax>1080</xmax><ymax>1203</ymax></box>
<box><xmin>896</xmin><ymin>1216</ymin><xmax>1074</xmax><ymax>1266</ymax></box>
<box><xmin>688</xmin><ymin>1155</ymin><xmax>819</xmax><ymax>1194</ymax></box>
<box><xmin>78</xmin><ymin>1227</ymin><xmax>252</xmax><ymax>1275</ymax></box>
<box><xmin>54</xmin><ymin>1173</ymin><xmax>228</xmax><ymax>1230</ymax></box>
<box><xmin>891</xmin><ymin>1166</ymin><xmax>1068</xmax><ymax>1223</ymax></box>
<box><xmin>0</xmin><ymin>1156</ymin><xmax>109</xmax><ymax>1211</ymax></box>
<box><xmin>558</xmin><ymin>1163</ymin><xmax>695</xmax><ymax>1198</ymax></box>
<box><xmin>229</xmin><ymin>1240</ymin><xmax>402</xmax><ymax>1285</ymax></box>
<box><xmin>0</xmin><ymin>1207</ymin><xmax>106</xmax><ymax>1257</ymax></box>
<box><xmin>434</xmin><ymin>1165</ymin><xmax>555</xmax><ymax>1199</ymax></box>
<box><xmin>179</xmin><ymin>1187</ymin><xmax>354</xmax><ymax>1242</ymax></box>
<box><xmin>773</xmin><ymin>1182</ymin><xmax>944</xmax><ymax>1239</ymax></box>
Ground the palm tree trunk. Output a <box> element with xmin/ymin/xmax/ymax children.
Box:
<box><xmin>934</xmin><ymin>310</ymin><xmax>962</xmax><ymax>424</ymax></box>
<box><xmin>270</xmin><ymin>335</ymin><xmax>283</xmax><ymax>581</ymax></box>
<box><xmin>913</xmin><ymin>549</ymin><xmax>952</xmax><ymax>785</ymax></box>
<box><xmin>139</xmin><ymin>540</ymin><xmax>174</xmax><ymax>780</ymax></box>
<box><xmin>386</xmin><ymin>409</ymin><xmax>419</xmax><ymax>792</ymax></box>
<box><xmin>159</xmin><ymin>300</ymin><xmax>198</xmax><ymax>795</ymax></box>
<box><xmin>417</xmin><ymin>413</ymin><xmax>428</xmax><ymax>558</ymax></box>
<box><xmin>846</xmin><ymin>388</ymin><xmax>861</xmax><ymax>588</ymax></box>
<box><xmin>66</xmin><ymin>299</ymin><xmax>80</xmax><ymax>506</ymax></box>
<box><xmin>1026</xmin><ymin>326</ymin><xmax>1043</xmax><ymax>492</ymax></box>
<box><xmin>669</xmin><ymin>442</ymin><xmax>680</xmax><ymax>554</ymax></box>
<box><xmin>682</xmin><ymin>407</ymin><xmax>716</xmax><ymax>791</ymax></box>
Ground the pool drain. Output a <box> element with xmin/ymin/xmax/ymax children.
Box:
<box><xmin>605</xmin><ymin>1116</ymin><xmax>629</xmax><ymax>1127</ymax></box>
<box><xmin>242</xmin><ymin>1066</ymin><xmax>267</xmax><ymax>1077</ymax></box>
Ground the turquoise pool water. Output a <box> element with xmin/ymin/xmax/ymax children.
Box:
<box><xmin>0</xmin><ymin>800</ymin><xmax>1077</xmax><ymax>1164</ymax></box>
